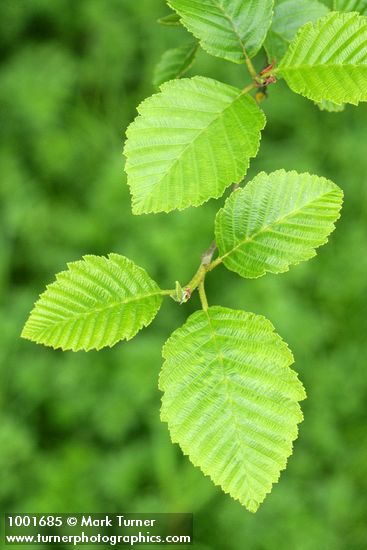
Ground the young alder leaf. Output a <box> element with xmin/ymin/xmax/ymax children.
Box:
<box><xmin>316</xmin><ymin>99</ymin><xmax>345</xmax><ymax>112</ymax></box>
<box><xmin>21</xmin><ymin>254</ymin><xmax>163</xmax><ymax>352</ymax></box>
<box><xmin>153</xmin><ymin>42</ymin><xmax>198</xmax><ymax>88</ymax></box>
<box><xmin>334</xmin><ymin>0</ymin><xmax>367</xmax><ymax>13</ymax></box>
<box><xmin>157</xmin><ymin>13</ymin><xmax>181</xmax><ymax>26</ymax></box>
<box><xmin>160</xmin><ymin>306</ymin><xmax>306</xmax><ymax>512</ymax></box>
<box><xmin>277</xmin><ymin>12</ymin><xmax>367</xmax><ymax>105</ymax></box>
<box><xmin>167</xmin><ymin>0</ymin><xmax>274</xmax><ymax>63</ymax></box>
<box><xmin>215</xmin><ymin>170</ymin><xmax>343</xmax><ymax>279</ymax></box>
<box><xmin>264</xmin><ymin>0</ymin><xmax>329</xmax><ymax>62</ymax></box>
<box><xmin>270</xmin><ymin>8</ymin><xmax>347</xmax><ymax>116</ymax></box>
<box><xmin>124</xmin><ymin>76</ymin><xmax>266</xmax><ymax>215</ymax></box>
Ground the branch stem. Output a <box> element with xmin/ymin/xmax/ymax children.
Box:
<box><xmin>163</xmin><ymin>62</ymin><xmax>276</xmax><ymax>306</ymax></box>
<box><xmin>242</xmin><ymin>81</ymin><xmax>257</xmax><ymax>94</ymax></box>
<box><xmin>161</xmin><ymin>289</ymin><xmax>177</xmax><ymax>297</ymax></box>
<box><xmin>186</xmin><ymin>264</ymin><xmax>206</xmax><ymax>291</ymax></box>
<box><xmin>201</xmin><ymin>240</ymin><xmax>217</xmax><ymax>265</ymax></box>
<box><xmin>207</xmin><ymin>256</ymin><xmax>223</xmax><ymax>271</ymax></box>
<box><xmin>241</xmin><ymin>46</ymin><xmax>257</xmax><ymax>80</ymax></box>
<box><xmin>198</xmin><ymin>281</ymin><xmax>209</xmax><ymax>311</ymax></box>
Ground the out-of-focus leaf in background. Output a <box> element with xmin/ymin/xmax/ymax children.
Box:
<box><xmin>1</xmin><ymin>0</ymin><xmax>367</xmax><ymax>548</ymax></box>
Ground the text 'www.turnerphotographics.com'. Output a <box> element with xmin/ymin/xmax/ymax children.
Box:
<box><xmin>4</xmin><ymin>513</ymin><xmax>193</xmax><ymax>546</ymax></box>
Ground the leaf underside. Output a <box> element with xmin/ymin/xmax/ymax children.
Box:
<box><xmin>278</xmin><ymin>12</ymin><xmax>367</xmax><ymax>105</ymax></box>
<box><xmin>158</xmin><ymin>13</ymin><xmax>182</xmax><ymax>26</ymax></box>
<box><xmin>160</xmin><ymin>306</ymin><xmax>306</xmax><ymax>512</ymax></box>
<box><xmin>265</xmin><ymin>0</ymin><xmax>329</xmax><ymax>62</ymax></box>
<box><xmin>124</xmin><ymin>76</ymin><xmax>265</xmax><ymax>214</ymax></box>
<box><xmin>334</xmin><ymin>0</ymin><xmax>367</xmax><ymax>14</ymax></box>
<box><xmin>167</xmin><ymin>0</ymin><xmax>274</xmax><ymax>63</ymax></box>
<box><xmin>21</xmin><ymin>254</ymin><xmax>162</xmax><ymax>351</ymax></box>
<box><xmin>153</xmin><ymin>42</ymin><xmax>198</xmax><ymax>88</ymax></box>
<box><xmin>215</xmin><ymin>170</ymin><xmax>343</xmax><ymax>279</ymax></box>
<box><xmin>317</xmin><ymin>99</ymin><xmax>345</xmax><ymax>112</ymax></box>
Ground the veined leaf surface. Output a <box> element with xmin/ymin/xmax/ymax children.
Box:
<box><xmin>278</xmin><ymin>12</ymin><xmax>367</xmax><ymax>105</ymax></box>
<box><xmin>153</xmin><ymin>42</ymin><xmax>198</xmax><ymax>87</ymax></box>
<box><xmin>265</xmin><ymin>0</ymin><xmax>329</xmax><ymax>62</ymax></box>
<box><xmin>22</xmin><ymin>254</ymin><xmax>162</xmax><ymax>351</ymax></box>
<box><xmin>215</xmin><ymin>170</ymin><xmax>343</xmax><ymax>279</ymax></box>
<box><xmin>160</xmin><ymin>306</ymin><xmax>306</xmax><ymax>512</ymax></box>
<box><xmin>167</xmin><ymin>0</ymin><xmax>274</xmax><ymax>63</ymax></box>
<box><xmin>124</xmin><ymin>77</ymin><xmax>265</xmax><ymax>214</ymax></box>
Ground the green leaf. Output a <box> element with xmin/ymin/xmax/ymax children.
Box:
<box><xmin>160</xmin><ymin>306</ymin><xmax>306</xmax><ymax>512</ymax></box>
<box><xmin>278</xmin><ymin>12</ymin><xmax>367</xmax><ymax>105</ymax></box>
<box><xmin>265</xmin><ymin>0</ymin><xmax>329</xmax><ymax>62</ymax></box>
<box><xmin>334</xmin><ymin>0</ymin><xmax>367</xmax><ymax>14</ymax></box>
<box><xmin>124</xmin><ymin>76</ymin><xmax>266</xmax><ymax>214</ymax></box>
<box><xmin>158</xmin><ymin>13</ymin><xmax>181</xmax><ymax>26</ymax></box>
<box><xmin>316</xmin><ymin>99</ymin><xmax>346</xmax><ymax>112</ymax></box>
<box><xmin>153</xmin><ymin>42</ymin><xmax>198</xmax><ymax>88</ymax></box>
<box><xmin>215</xmin><ymin>170</ymin><xmax>343</xmax><ymax>279</ymax></box>
<box><xmin>167</xmin><ymin>0</ymin><xmax>274</xmax><ymax>63</ymax></box>
<box><xmin>21</xmin><ymin>254</ymin><xmax>163</xmax><ymax>351</ymax></box>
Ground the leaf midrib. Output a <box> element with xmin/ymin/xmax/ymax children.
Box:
<box><xmin>175</xmin><ymin>43</ymin><xmax>198</xmax><ymax>78</ymax></box>
<box><xmin>211</xmin><ymin>0</ymin><xmax>249</xmax><ymax>59</ymax></box>
<box><xmin>25</xmin><ymin>290</ymin><xmax>162</xmax><ymax>329</ymax></box>
<box><xmin>278</xmin><ymin>61</ymin><xmax>367</xmax><ymax>72</ymax></box>
<box><xmin>219</xmin><ymin>188</ymin><xmax>337</xmax><ymax>262</ymax></box>
<box><xmin>204</xmin><ymin>309</ymin><xmax>258</xmax><ymax>500</ymax></box>
<box><xmin>137</xmin><ymin>85</ymin><xmax>246</xmax><ymax>203</ymax></box>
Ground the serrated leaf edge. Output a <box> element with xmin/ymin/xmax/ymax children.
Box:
<box><xmin>123</xmin><ymin>77</ymin><xmax>266</xmax><ymax>215</ymax></box>
<box><xmin>21</xmin><ymin>253</ymin><xmax>163</xmax><ymax>352</ymax></box>
<box><xmin>159</xmin><ymin>307</ymin><xmax>306</xmax><ymax>512</ymax></box>
<box><xmin>215</xmin><ymin>169</ymin><xmax>344</xmax><ymax>279</ymax></box>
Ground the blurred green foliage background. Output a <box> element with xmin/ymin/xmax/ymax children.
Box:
<box><xmin>1</xmin><ymin>1</ymin><xmax>366</xmax><ymax>548</ymax></box>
